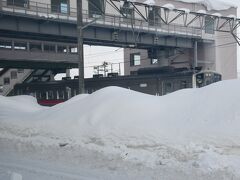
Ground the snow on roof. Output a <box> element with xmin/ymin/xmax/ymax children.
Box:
<box><xmin>174</xmin><ymin>0</ymin><xmax>237</xmax><ymax>11</ymax></box>
<box><xmin>197</xmin><ymin>9</ymin><xmax>207</xmax><ymax>14</ymax></box>
<box><xmin>212</xmin><ymin>12</ymin><xmax>223</xmax><ymax>17</ymax></box>
<box><xmin>143</xmin><ymin>0</ymin><xmax>155</xmax><ymax>6</ymax></box>
<box><xmin>178</xmin><ymin>8</ymin><xmax>191</xmax><ymax>13</ymax></box>
<box><xmin>162</xmin><ymin>3</ymin><xmax>175</xmax><ymax>10</ymax></box>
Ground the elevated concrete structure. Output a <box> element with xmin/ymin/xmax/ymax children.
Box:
<box><xmin>0</xmin><ymin>0</ymin><xmax>238</xmax><ymax>96</ymax></box>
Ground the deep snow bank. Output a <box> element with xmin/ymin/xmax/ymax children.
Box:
<box><xmin>1</xmin><ymin>80</ymin><xmax>240</xmax><ymax>146</ymax></box>
<box><xmin>1</xmin><ymin>80</ymin><xmax>240</xmax><ymax>176</ymax></box>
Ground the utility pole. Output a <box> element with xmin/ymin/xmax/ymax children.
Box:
<box><xmin>77</xmin><ymin>0</ymin><xmax>84</xmax><ymax>94</ymax></box>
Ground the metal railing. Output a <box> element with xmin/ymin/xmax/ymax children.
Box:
<box><xmin>0</xmin><ymin>0</ymin><xmax>202</xmax><ymax>37</ymax></box>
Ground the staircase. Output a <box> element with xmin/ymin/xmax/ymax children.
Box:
<box><xmin>0</xmin><ymin>68</ymin><xmax>33</xmax><ymax>96</ymax></box>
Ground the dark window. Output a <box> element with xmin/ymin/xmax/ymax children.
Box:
<box><xmin>41</xmin><ymin>92</ymin><xmax>47</xmax><ymax>100</ymax></box>
<box><xmin>51</xmin><ymin>0</ymin><xmax>69</xmax><ymax>14</ymax></box>
<box><xmin>7</xmin><ymin>0</ymin><xmax>29</xmax><ymax>8</ymax></box>
<box><xmin>14</xmin><ymin>42</ymin><xmax>27</xmax><ymax>51</ymax></box>
<box><xmin>29</xmin><ymin>43</ymin><xmax>42</xmax><ymax>52</ymax></box>
<box><xmin>36</xmin><ymin>91</ymin><xmax>42</xmax><ymax>99</ymax></box>
<box><xmin>10</xmin><ymin>71</ymin><xmax>17</xmax><ymax>79</ymax></box>
<box><xmin>48</xmin><ymin>91</ymin><xmax>54</xmax><ymax>100</ymax></box>
<box><xmin>88</xmin><ymin>0</ymin><xmax>105</xmax><ymax>18</ymax></box>
<box><xmin>163</xmin><ymin>82</ymin><xmax>173</xmax><ymax>95</ymax></box>
<box><xmin>180</xmin><ymin>81</ymin><xmax>188</xmax><ymax>89</ymax></box>
<box><xmin>69</xmin><ymin>46</ymin><xmax>77</xmax><ymax>53</ymax></box>
<box><xmin>130</xmin><ymin>53</ymin><xmax>141</xmax><ymax>66</ymax></box>
<box><xmin>130</xmin><ymin>71</ymin><xmax>137</xmax><ymax>75</ymax></box>
<box><xmin>0</xmin><ymin>40</ymin><xmax>12</xmax><ymax>50</ymax></box>
<box><xmin>44</xmin><ymin>44</ymin><xmax>56</xmax><ymax>52</ymax></box>
<box><xmin>205</xmin><ymin>16</ymin><xmax>215</xmax><ymax>34</ymax></box>
<box><xmin>58</xmin><ymin>90</ymin><xmax>65</xmax><ymax>99</ymax></box>
<box><xmin>4</xmin><ymin>77</ymin><xmax>10</xmax><ymax>85</ymax></box>
<box><xmin>57</xmin><ymin>45</ymin><xmax>68</xmax><ymax>53</ymax></box>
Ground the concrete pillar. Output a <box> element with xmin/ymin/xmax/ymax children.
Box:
<box><xmin>194</xmin><ymin>41</ymin><xmax>198</xmax><ymax>68</ymax></box>
<box><xmin>66</xmin><ymin>69</ymin><xmax>71</xmax><ymax>77</ymax></box>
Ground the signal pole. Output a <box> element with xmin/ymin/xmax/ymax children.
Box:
<box><xmin>77</xmin><ymin>0</ymin><xmax>84</xmax><ymax>94</ymax></box>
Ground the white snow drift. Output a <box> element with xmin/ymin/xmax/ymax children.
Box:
<box><xmin>1</xmin><ymin>79</ymin><xmax>240</xmax><ymax>178</ymax></box>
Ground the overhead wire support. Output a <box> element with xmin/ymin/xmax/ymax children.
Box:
<box><xmin>77</xmin><ymin>0</ymin><xmax>84</xmax><ymax>94</ymax></box>
<box><xmin>109</xmin><ymin>0</ymin><xmax>240</xmax><ymax>46</ymax></box>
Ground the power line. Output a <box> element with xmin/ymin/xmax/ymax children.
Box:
<box><xmin>82</xmin><ymin>41</ymin><xmax>237</xmax><ymax>70</ymax></box>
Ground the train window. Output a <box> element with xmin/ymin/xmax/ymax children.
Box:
<box><xmin>180</xmin><ymin>81</ymin><xmax>187</xmax><ymax>89</ymax></box>
<box><xmin>48</xmin><ymin>91</ymin><xmax>54</xmax><ymax>100</ymax></box>
<box><xmin>36</xmin><ymin>91</ymin><xmax>41</xmax><ymax>99</ymax></box>
<box><xmin>0</xmin><ymin>40</ymin><xmax>12</xmax><ymax>50</ymax></box>
<box><xmin>14</xmin><ymin>42</ymin><xmax>27</xmax><ymax>51</ymax></box>
<box><xmin>214</xmin><ymin>74</ymin><xmax>222</xmax><ymax>82</ymax></box>
<box><xmin>73</xmin><ymin>89</ymin><xmax>77</xmax><ymax>96</ymax></box>
<box><xmin>69</xmin><ymin>46</ymin><xmax>78</xmax><ymax>54</ymax></box>
<box><xmin>44</xmin><ymin>44</ymin><xmax>56</xmax><ymax>53</ymax></box>
<box><xmin>130</xmin><ymin>53</ymin><xmax>141</xmax><ymax>66</ymax></box>
<box><xmin>58</xmin><ymin>91</ymin><xmax>65</xmax><ymax>99</ymax></box>
<box><xmin>10</xmin><ymin>71</ymin><xmax>17</xmax><ymax>79</ymax></box>
<box><xmin>41</xmin><ymin>92</ymin><xmax>47</xmax><ymax>100</ymax></box>
<box><xmin>163</xmin><ymin>82</ymin><xmax>173</xmax><ymax>95</ymax></box>
<box><xmin>29</xmin><ymin>43</ymin><xmax>42</xmax><ymax>52</ymax></box>
<box><xmin>4</xmin><ymin>77</ymin><xmax>10</xmax><ymax>85</ymax></box>
<box><xmin>140</xmin><ymin>83</ymin><xmax>147</xmax><ymax>88</ymax></box>
<box><xmin>57</xmin><ymin>45</ymin><xmax>68</xmax><ymax>53</ymax></box>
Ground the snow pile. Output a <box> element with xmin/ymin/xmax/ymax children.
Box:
<box><xmin>174</xmin><ymin>0</ymin><xmax>237</xmax><ymax>11</ymax></box>
<box><xmin>1</xmin><ymin>79</ymin><xmax>240</xmax><ymax>177</ymax></box>
<box><xmin>143</xmin><ymin>0</ymin><xmax>156</xmax><ymax>6</ymax></box>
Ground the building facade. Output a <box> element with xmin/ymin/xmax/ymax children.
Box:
<box><xmin>123</xmin><ymin>0</ymin><xmax>238</xmax><ymax>80</ymax></box>
<box><xmin>23</xmin><ymin>0</ymin><xmax>237</xmax><ymax>80</ymax></box>
<box><xmin>0</xmin><ymin>0</ymin><xmax>238</xmax><ymax>96</ymax></box>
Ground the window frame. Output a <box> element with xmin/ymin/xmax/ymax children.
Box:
<box><xmin>130</xmin><ymin>53</ymin><xmax>141</xmax><ymax>66</ymax></box>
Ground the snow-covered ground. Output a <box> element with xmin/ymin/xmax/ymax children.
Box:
<box><xmin>1</xmin><ymin>80</ymin><xmax>240</xmax><ymax>179</ymax></box>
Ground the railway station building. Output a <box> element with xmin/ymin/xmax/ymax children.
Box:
<box><xmin>0</xmin><ymin>0</ymin><xmax>238</xmax><ymax>96</ymax></box>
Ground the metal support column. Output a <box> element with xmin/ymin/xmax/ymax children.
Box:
<box><xmin>194</xmin><ymin>41</ymin><xmax>198</xmax><ymax>69</ymax></box>
<box><xmin>77</xmin><ymin>0</ymin><xmax>85</xmax><ymax>94</ymax></box>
